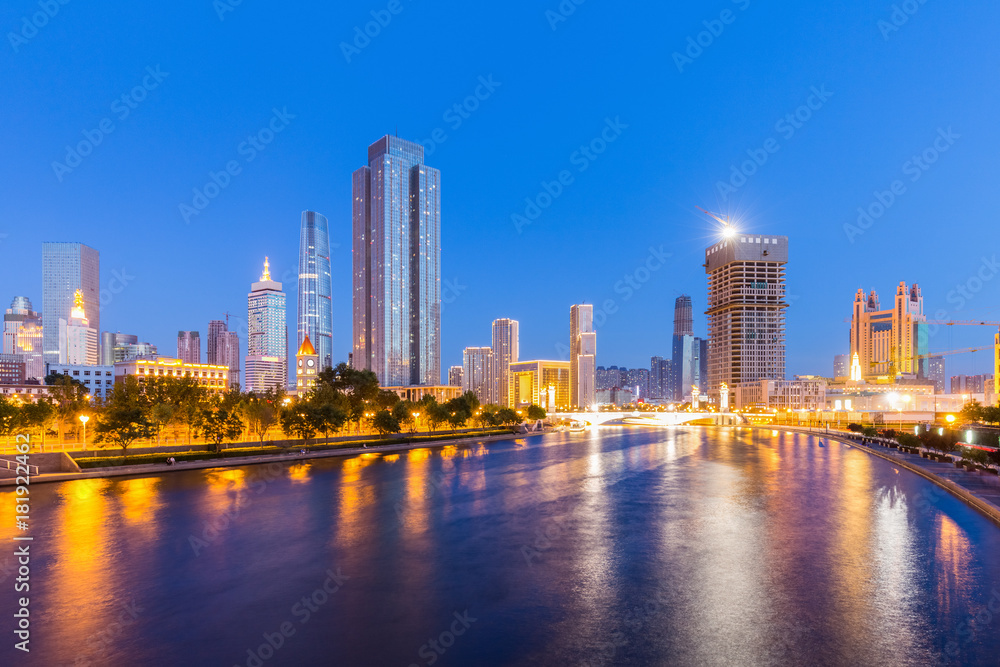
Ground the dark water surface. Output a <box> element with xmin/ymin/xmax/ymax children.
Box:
<box><xmin>3</xmin><ymin>427</ymin><xmax>1000</xmax><ymax>666</ymax></box>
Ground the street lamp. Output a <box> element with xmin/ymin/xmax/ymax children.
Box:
<box><xmin>79</xmin><ymin>414</ymin><xmax>90</xmax><ymax>450</ymax></box>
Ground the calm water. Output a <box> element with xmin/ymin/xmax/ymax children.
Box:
<box><xmin>3</xmin><ymin>427</ymin><xmax>1000</xmax><ymax>666</ymax></box>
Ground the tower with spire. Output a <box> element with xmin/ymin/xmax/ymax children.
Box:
<box><xmin>296</xmin><ymin>335</ymin><xmax>319</xmax><ymax>396</ymax></box>
<box><xmin>245</xmin><ymin>257</ymin><xmax>288</xmax><ymax>393</ymax></box>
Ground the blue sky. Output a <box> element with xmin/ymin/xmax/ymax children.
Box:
<box><xmin>2</xmin><ymin>0</ymin><xmax>999</xmax><ymax>381</ymax></box>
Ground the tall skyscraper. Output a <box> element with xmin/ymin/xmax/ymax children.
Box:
<box><xmin>177</xmin><ymin>331</ymin><xmax>201</xmax><ymax>364</ymax></box>
<box><xmin>353</xmin><ymin>135</ymin><xmax>441</xmax><ymax>387</ymax></box>
<box><xmin>3</xmin><ymin>297</ymin><xmax>44</xmax><ymax>381</ymax></box>
<box><xmin>671</xmin><ymin>295</ymin><xmax>705</xmax><ymax>401</ymax></box>
<box><xmin>207</xmin><ymin>320</ymin><xmax>227</xmax><ymax>365</ymax></box>
<box><xmin>705</xmin><ymin>231</ymin><xmax>788</xmax><ymax>400</ymax></box>
<box><xmin>850</xmin><ymin>283</ymin><xmax>927</xmax><ymax>380</ymax></box>
<box><xmin>58</xmin><ymin>289</ymin><xmax>98</xmax><ymax>365</ymax></box>
<box><xmin>463</xmin><ymin>346</ymin><xmax>494</xmax><ymax>404</ymax></box>
<box><xmin>245</xmin><ymin>258</ymin><xmax>288</xmax><ymax>393</ymax></box>
<box><xmin>298</xmin><ymin>211</ymin><xmax>333</xmax><ymax>371</ymax></box>
<box><xmin>570</xmin><ymin>304</ymin><xmax>596</xmax><ymax>409</ymax></box>
<box><xmin>42</xmin><ymin>242</ymin><xmax>99</xmax><ymax>365</ymax></box>
<box><xmin>491</xmin><ymin>318</ymin><xmax>519</xmax><ymax>406</ymax></box>
<box><xmin>673</xmin><ymin>295</ymin><xmax>693</xmax><ymax>336</ymax></box>
<box><xmin>101</xmin><ymin>332</ymin><xmax>137</xmax><ymax>365</ymax></box>
<box><xmin>448</xmin><ymin>365</ymin><xmax>464</xmax><ymax>387</ymax></box>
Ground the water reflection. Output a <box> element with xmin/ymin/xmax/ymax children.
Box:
<box><xmin>5</xmin><ymin>428</ymin><xmax>1000</xmax><ymax>666</ymax></box>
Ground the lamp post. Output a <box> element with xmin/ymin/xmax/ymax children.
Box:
<box><xmin>79</xmin><ymin>414</ymin><xmax>90</xmax><ymax>450</ymax></box>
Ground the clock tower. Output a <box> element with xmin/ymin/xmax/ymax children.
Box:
<box><xmin>296</xmin><ymin>335</ymin><xmax>319</xmax><ymax>396</ymax></box>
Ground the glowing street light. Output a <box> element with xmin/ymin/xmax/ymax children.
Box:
<box><xmin>79</xmin><ymin>414</ymin><xmax>90</xmax><ymax>450</ymax></box>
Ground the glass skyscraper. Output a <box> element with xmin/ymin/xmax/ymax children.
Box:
<box><xmin>297</xmin><ymin>211</ymin><xmax>333</xmax><ymax>370</ymax></box>
<box><xmin>42</xmin><ymin>242</ymin><xmax>100</xmax><ymax>365</ymax></box>
<box><xmin>352</xmin><ymin>135</ymin><xmax>441</xmax><ymax>386</ymax></box>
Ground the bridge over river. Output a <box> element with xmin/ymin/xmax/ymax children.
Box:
<box><xmin>551</xmin><ymin>410</ymin><xmax>747</xmax><ymax>426</ymax></box>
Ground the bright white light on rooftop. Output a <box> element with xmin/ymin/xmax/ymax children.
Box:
<box><xmin>722</xmin><ymin>225</ymin><xmax>737</xmax><ymax>239</ymax></box>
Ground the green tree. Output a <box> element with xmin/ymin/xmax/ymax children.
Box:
<box><xmin>496</xmin><ymin>407</ymin><xmax>519</xmax><ymax>427</ymax></box>
<box><xmin>196</xmin><ymin>403</ymin><xmax>245</xmax><ymax>452</ymax></box>
<box><xmin>21</xmin><ymin>400</ymin><xmax>56</xmax><ymax>445</ymax></box>
<box><xmin>93</xmin><ymin>376</ymin><xmax>155</xmax><ymax>458</ymax></box>
<box><xmin>981</xmin><ymin>405</ymin><xmax>1000</xmax><ymax>426</ymax></box>
<box><xmin>281</xmin><ymin>403</ymin><xmax>319</xmax><ymax>443</ymax></box>
<box><xmin>46</xmin><ymin>373</ymin><xmax>91</xmax><ymax>443</ymax></box>
<box><xmin>0</xmin><ymin>397</ymin><xmax>23</xmax><ymax>446</ymax></box>
<box><xmin>392</xmin><ymin>400</ymin><xmax>416</xmax><ymax>432</ymax></box>
<box><xmin>475</xmin><ymin>405</ymin><xmax>499</xmax><ymax>429</ymax></box>
<box><xmin>241</xmin><ymin>388</ymin><xmax>283</xmax><ymax>443</ymax></box>
<box><xmin>316</xmin><ymin>363</ymin><xmax>380</xmax><ymax>433</ymax></box>
<box><xmin>372</xmin><ymin>410</ymin><xmax>400</xmax><ymax>436</ymax></box>
<box><xmin>150</xmin><ymin>403</ymin><xmax>174</xmax><ymax>444</ymax></box>
<box><xmin>961</xmin><ymin>399</ymin><xmax>985</xmax><ymax>424</ymax></box>
<box><xmin>426</xmin><ymin>401</ymin><xmax>448</xmax><ymax>432</ymax></box>
<box><xmin>526</xmin><ymin>404</ymin><xmax>547</xmax><ymax>421</ymax></box>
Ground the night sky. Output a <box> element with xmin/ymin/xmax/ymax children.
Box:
<box><xmin>3</xmin><ymin>0</ymin><xmax>998</xmax><ymax>381</ymax></box>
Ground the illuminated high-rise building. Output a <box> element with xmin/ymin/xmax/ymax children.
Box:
<box><xmin>42</xmin><ymin>242</ymin><xmax>99</xmax><ymax>365</ymax></box>
<box><xmin>570</xmin><ymin>304</ymin><xmax>596</xmax><ymax>409</ymax></box>
<box><xmin>177</xmin><ymin>331</ymin><xmax>201</xmax><ymax>364</ymax></box>
<box><xmin>491</xmin><ymin>318</ymin><xmax>519</xmax><ymax>406</ymax></box>
<box><xmin>850</xmin><ymin>283</ymin><xmax>927</xmax><ymax>380</ymax></box>
<box><xmin>245</xmin><ymin>258</ymin><xmax>288</xmax><ymax>393</ymax></box>
<box><xmin>206</xmin><ymin>320</ymin><xmax>240</xmax><ymax>389</ymax></box>
<box><xmin>705</xmin><ymin>230</ymin><xmax>788</xmax><ymax>400</ymax></box>
<box><xmin>353</xmin><ymin>135</ymin><xmax>441</xmax><ymax>387</ymax></box>
<box><xmin>673</xmin><ymin>295</ymin><xmax>693</xmax><ymax>336</ymax></box>
<box><xmin>298</xmin><ymin>211</ymin><xmax>333</xmax><ymax>371</ymax></box>
<box><xmin>448</xmin><ymin>365</ymin><xmax>463</xmax><ymax>387</ymax></box>
<box><xmin>58</xmin><ymin>289</ymin><xmax>98</xmax><ymax>365</ymax></box>
<box><xmin>462</xmin><ymin>346</ymin><xmax>493</xmax><ymax>405</ymax></box>
<box><xmin>207</xmin><ymin>320</ymin><xmax>227</xmax><ymax>365</ymax></box>
<box><xmin>3</xmin><ymin>297</ymin><xmax>44</xmax><ymax>381</ymax></box>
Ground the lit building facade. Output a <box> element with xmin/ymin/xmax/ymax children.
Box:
<box><xmin>42</xmin><ymin>242</ymin><xmax>100</xmax><ymax>365</ymax></box>
<box><xmin>510</xmin><ymin>360</ymin><xmax>571</xmax><ymax>413</ymax></box>
<box><xmin>492</xmin><ymin>318</ymin><xmax>519</xmax><ymax>406</ymax></box>
<box><xmin>463</xmin><ymin>346</ymin><xmax>494</xmax><ymax>405</ymax></box>
<box><xmin>850</xmin><ymin>283</ymin><xmax>928</xmax><ymax>380</ymax></box>
<box><xmin>177</xmin><ymin>331</ymin><xmax>201</xmax><ymax>364</ymax></box>
<box><xmin>59</xmin><ymin>289</ymin><xmax>98</xmax><ymax>365</ymax></box>
<box><xmin>47</xmin><ymin>363</ymin><xmax>115</xmax><ymax>399</ymax></box>
<box><xmin>385</xmin><ymin>385</ymin><xmax>462</xmax><ymax>404</ymax></box>
<box><xmin>245</xmin><ymin>258</ymin><xmax>288</xmax><ymax>393</ymax></box>
<box><xmin>353</xmin><ymin>135</ymin><xmax>441</xmax><ymax>387</ymax></box>
<box><xmin>570</xmin><ymin>304</ymin><xmax>596</xmax><ymax>409</ymax></box>
<box><xmin>448</xmin><ymin>365</ymin><xmax>463</xmax><ymax>387</ymax></box>
<box><xmin>705</xmin><ymin>232</ymin><xmax>788</xmax><ymax>401</ymax></box>
<box><xmin>734</xmin><ymin>378</ymin><xmax>826</xmax><ymax>411</ymax></box>
<box><xmin>649</xmin><ymin>356</ymin><xmax>672</xmax><ymax>401</ymax></box>
<box><xmin>926</xmin><ymin>356</ymin><xmax>946</xmax><ymax>394</ymax></box>
<box><xmin>834</xmin><ymin>354</ymin><xmax>850</xmax><ymax>379</ymax></box>
<box><xmin>115</xmin><ymin>358</ymin><xmax>230</xmax><ymax>394</ymax></box>
<box><xmin>295</xmin><ymin>335</ymin><xmax>319</xmax><ymax>396</ymax></box>
<box><xmin>3</xmin><ymin>297</ymin><xmax>44</xmax><ymax>381</ymax></box>
<box><xmin>298</xmin><ymin>211</ymin><xmax>333</xmax><ymax>371</ymax></box>
<box><xmin>596</xmin><ymin>386</ymin><xmax>635</xmax><ymax>407</ymax></box>
<box><xmin>101</xmin><ymin>332</ymin><xmax>158</xmax><ymax>364</ymax></box>
<box><xmin>207</xmin><ymin>320</ymin><xmax>227</xmax><ymax>365</ymax></box>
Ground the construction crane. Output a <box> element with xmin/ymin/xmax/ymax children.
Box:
<box><xmin>696</xmin><ymin>206</ymin><xmax>732</xmax><ymax>226</ymax></box>
<box><xmin>925</xmin><ymin>320</ymin><xmax>1000</xmax><ymax>327</ymax></box>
